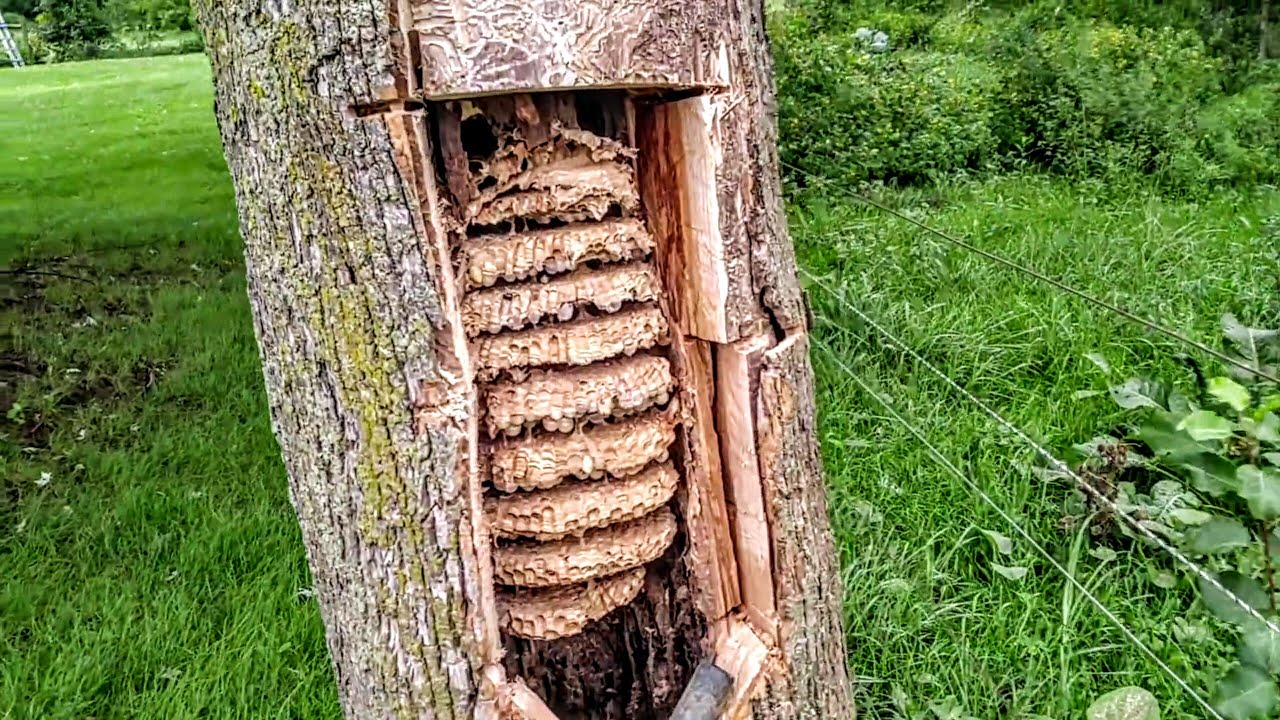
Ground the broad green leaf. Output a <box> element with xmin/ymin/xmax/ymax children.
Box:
<box><xmin>1199</xmin><ymin>571</ymin><xmax>1270</xmax><ymax>626</ymax></box>
<box><xmin>1172</xmin><ymin>617</ymin><xmax>1214</xmax><ymax>643</ymax></box>
<box><xmin>1185</xmin><ymin>517</ymin><xmax>1251</xmax><ymax>555</ymax></box>
<box><xmin>1180</xmin><ymin>453</ymin><xmax>1242</xmax><ymax>497</ymax></box>
<box><xmin>1213</xmin><ymin>664</ymin><xmax>1279</xmax><ymax>720</ymax></box>
<box><xmin>1209</xmin><ymin>377</ymin><xmax>1252</xmax><ymax>413</ymax></box>
<box><xmin>1089</xmin><ymin>547</ymin><xmax>1118</xmax><ymax>562</ymax></box>
<box><xmin>992</xmin><ymin>564</ymin><xmax>1028</xmax><ymax>581</ymax></box>
<box><xmin>1167</xmin><ymin>390</ymin><xmax>1195</xmax><ymax>416</ymax></box>
<box><xmin>1072</xmin><ymin>437</ymin><xmax>1119</xmax><ymax>460</ymax></box>
<box><xmin>1240</xmin><ymin>623</ymin><xmax>1280</xmax><ymax>674</ymax></box>
<box><xmin>1169</xmin><ymin>508</ymin><xmax>1213</xmax><ymax>526</ymax></box>
<box><xmin>1178</xmin><ymin>410</ymin><xmax>1235</xmax><ymax>442</ymax></box>
<box><xmin>981</xmin><ymin>529</ymin><xmax>1013</xmax><ymax>555</ymax></box>
<box><xmin>1265</xmin><ymin>453</ymin><xmax>1280</xmax><ymax>467</ymax></box>
<box><xmin>1223</xmin><ymin>314</ymin><xmax>1280</xmax><ymax>347</ymax></box>
<box><xmin>1110</xmin><ymin>378</ymin><xmax>1165</xmax><ymax>410</ymax></box>
<box><xmin>1239</xmin><ymin>465</ymin><xmax>1280</xmax><ymax>521</ymax></box>
<box><xmin>1085</xmin><ymin>352</ymin><xmax>1111</xmax><ymax>374</ymax></box>
<box><xmin>1149</xmin><ymin>480</ymin><xmax>1192</xmax><ymax>512</ymax></box>
<box><xmin>1218</xmin><ymin>312</ymin><xmax>1280</xmax><ymax>384</ymax></box>
<box><xmin>1256</xmin><ymin>413</ymin><xmax>1280</xmax><ymax>445</ymax></box>
<box><xmin>1150</xmin><ymin>569</ymin><xmax>1178</xmax><ymax>589</ymax></box>
<box><xmin>1223</xmin><ymin>314</ymin><xmax>1280</xmax><ymax>383</ymax></box>
<box><xmin>1087</xmin><ymin>686</ymin><xmax>1159</xmax><ymax>720</ymax></box>
<box><xmin>1137</xmin><ymin>413</ymin><xmax>1211</xmax><ymax>462</ymax></box>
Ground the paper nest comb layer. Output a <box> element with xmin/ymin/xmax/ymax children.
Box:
<box><xmin>455</xmin><ymin>122</ymin><xmax>686</xmax><ymax>641</ymax></box>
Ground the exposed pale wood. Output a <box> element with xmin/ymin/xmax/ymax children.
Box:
<box><xmin>408</xmin><ymin>1</ymin><xmax>727</xmax><ymax>98</ymax></box>
<box><xmin>482</xmin><ymin>354</ymin><xmax>674</xmax><ymax>438</ymax></box>
<box><xmin>498</xmin><ymin>679</ymin><xmax>563</xmax><ymax>720</ymax></box>
<box><xmin>752</xmin><ymin>333</ymin><xmax>855</xmax><ymax>719</ymax></box>
<box><xmin>500</xmin><ymin>567</ymin><xmax>647</xmax><ymax>641</ymax></box>
<box><xmin>396</xmin><ymin>107</ymin><xmax>507</xmax><ymax>678</ymax></box>
<box><xmin>668</xmin><ymin>335</ymin><xmax>740</xmax><ymax>626</ymax></box>
<box><xmin>487</xmin><ymin>407</ymin><xmax>677</xmax><ymax>493</ymax></box>
<box><xmin>462</xmin><ymin>262</ymin><xmax>660</xmax><ymax>337</ymax></box>
<box><xmin>493</xmin><ymin>508</ymin><xmax>677</xmax><ymax>588</ymax></box>
<box><xmin>472</xmin><ymin>303</ymin><xmax>669</xmax><ymax>377</ymax></box>
<box><xmin>712</xmin><ymin>617</ymin><xmax>774</xmax><ymax>720</ymax></box>
<box><xmin>635</xmin><ymin>97</ymin><xmax>737</xmax><ymax>343</ymax></box>
<box><xmin>462</xmin><ymin>218</ymin><xmax>655</xmax><ymax>289</ymax></box>
<box><xmin>487</xmin><ymin>461</ymin><xmax>679</xmax><ymax>541</ymax></box>
<box><xmin>714</xmin><ymin>333</ymin><xmax>778</xmax><ymax>628</ymax></box>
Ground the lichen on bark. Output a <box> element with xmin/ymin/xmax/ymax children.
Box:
<box><xmin>193</xmin><ymin>1</ymin><xmax>487</xmax><ymax>717</ymax></box>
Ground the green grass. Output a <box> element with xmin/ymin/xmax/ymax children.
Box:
<box><xmin>1</xmin><ymin>56</ymin><xmax>339</xmax><ymax>718</ymax></box>
<box><xmin>2</xmin><ymin>55</ymin><xmax>1278</xmax><ymax>719</ymax></box>
<box><xmin>795</xmin><ymin>175</ymin><xmax>1280</xmax><ymax>718</ymax></box>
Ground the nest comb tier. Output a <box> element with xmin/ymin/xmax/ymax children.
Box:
<box><xmin>433</xmin><ymin>92</ymin><xmax>734</xmax><ymax>719</ymax></box>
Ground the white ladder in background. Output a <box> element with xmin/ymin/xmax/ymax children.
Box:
<box><xmin>0</xmin><ymin>13</ymin><xmax>24</xmax><ymax>68</ymax></box>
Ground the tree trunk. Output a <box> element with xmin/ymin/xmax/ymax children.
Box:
<box><xmin>192</xmin><ymin>1</ymin><xmax>854</xmax><ymax>719</ymax></box>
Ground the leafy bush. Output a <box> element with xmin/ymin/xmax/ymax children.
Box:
<box><xmin>774</xmin><ymin>17</ymin><xmax>1004</xmax><ymax>187</ymax></box>
<box><xmin>859</xmin><ymin>10</ymin><xmax>935</xmax><ymax>49</ymax></box>
<box><xmin>1071</xmin><ymin>316</ymin><xmax>1280</xmax><ymax>719</ymax></box>
<box><xmin>32</xmin><ymin>0</ymin><xmax>111</xmax><ymax>61</ymax></box>
<box><xmin>0</xmin><ymin>0</ymin><xmax>38</xmax><ymax>19</ymax></box>
<box><xmin>110</xmin><ymin>0</ymin><xmax>195</xmax><ymax>32</ymax></box>
<box><xmin>1003</xmin><ymin>22</ymin><xmax>1224</xmax><ymax>186</ymax></box>
<box><xmin>770</xmin><ymin>1</ymin><xmax>1278</xmax><ymax>191</ymax></box>
<box><xmin>1195</xmin><ymin>83</ymin><xmax>1280</xmax><ymax>185</ymax></box>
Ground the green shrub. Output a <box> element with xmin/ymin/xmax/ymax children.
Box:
<box><xmin>930</xmin><ymin>15</ymin><xmax>998</xmax><ymax>54</ymax></box>
<box><xmin>110</xmin><ymin>0</ymin><xmax>195</xmax><ymax>32</ymax></box>
<box><xmin>1003</xmin><ymin>22</ymin><xmax>1224</xmax><ymax>186</ymax></box>
<box><xmin>860</xmin><ymin>10</ymin><xmax>935</xmax><ymax>49</ymax></box>
<box><xmin>774</xmin><ymin>16</ymin><xmax>1004</xmax><ymax>187</ymax></box>
<box><xmin>780</xmin><ymin>0</ymin><xmax>948</xmax><ymax>34</ymax></box>
<box><xmin>0</xmin><ymin>0</ymin><xmax>38</xmax><ymax>19</ymax></box>
<box><xmin>1195</xmin><ymin>83</ymin><xmax>1280</xmax><ymax>185</ymax></box>
<box><xmin>33</xmin><ymin>0</ymin><xmax>111</xmax><ymax>61</ymax></box>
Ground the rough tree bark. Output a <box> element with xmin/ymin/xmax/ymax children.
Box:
<box><xmin>193</xmin><ymin>1</ymin><xmax>854</xmax><ymax>718</ymax></box>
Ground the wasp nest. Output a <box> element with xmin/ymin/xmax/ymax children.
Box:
<box><xmin>453</xmin><ymin>118</ymin><xmax>685</xmax><ymax>641</ymax></box>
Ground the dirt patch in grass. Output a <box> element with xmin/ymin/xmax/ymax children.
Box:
<box><xmin>2</xmin><ymin>257</ymin><xmax>175</xmax><ymax>455</ymax></box>
<box><xmin>0</xmin><ymin>349</ymin><xmax>46</xmax><ymax>426</ymax></box>
<box><xmin>0</xmin><ymin>272</ymin><xmax>55</xmax><ymax>314</ymax></box>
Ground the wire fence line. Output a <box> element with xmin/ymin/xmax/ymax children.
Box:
<box><xmin>782</xmin><ymin>160</ymin><xmax>1280</xmax><ymax>386</ymax></box>
<box><xmin>809</xmin><ymin>334</ymin><xmax>1227</xmax><ymax>720</ymax></box>
<box><xmin>802</xmin><ymin>266</ymin><xmax>1280</xmax><ymax>639</ymax></box>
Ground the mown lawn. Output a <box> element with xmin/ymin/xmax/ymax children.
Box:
<box><xmin>2</xmin><ymin>55</ymin><xmax>1278</xmax><ymax>719</ymax></box>
<box><xmin>1</xmin><ymin>56</ymin><xmax>340</xmax><ymax>718</ymax></box>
